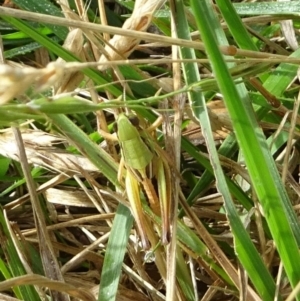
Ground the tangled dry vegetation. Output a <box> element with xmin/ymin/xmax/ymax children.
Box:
<box><xmin>1</xmin><ymin>0</ymin><xmax>300</xmax><ymax>301</ymax></box>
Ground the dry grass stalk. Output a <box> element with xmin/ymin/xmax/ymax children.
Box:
<box><xmin>12</xmin><ymin>127</ymin><xmax>70</xmax><ymax>301</ymax></box>
<box><xmin>0</xmin><ymin>62</ymin><xmax>66</xmax><ymax>104</ymax></box>
<box><xmin>0</xmin><ymin>274</ymin><xmax>96</xmax><ymax>301</ymax></box>
<box><xmin>54</xmin><ymin>28</ymin><xmax>85</xmax><ymax>94</ymax></box>
<box><xmin>0</xmin><ymin>128</ymin><xmax>99</xmax><ymax>174</ymax></box>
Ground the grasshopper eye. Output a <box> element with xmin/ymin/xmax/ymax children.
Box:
<box><xmin>128</xmin><ymin>116</ymin><xmax>139</xmax><ymax>127</ymax></box>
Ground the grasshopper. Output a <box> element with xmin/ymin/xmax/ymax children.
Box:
<box><xmin>116</xmin><ymin>113</ymin><xmax>171</xmax><ymax>249</ymax></box>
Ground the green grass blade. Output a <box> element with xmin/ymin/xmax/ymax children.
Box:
<box><xmin>0</xmin><ymin>258</ymin><xmax>22</xmax><ymax>299</ymax></box>
<box><xmin>174</xmin><ymin>4</ymin><xmax>275</xmax><ymax>298</ymax></box>
<box><xmin>167</xmin><ymin>5</ymin><xmax>274</xmax><ymax>296</ymax></box>
<box><xmin>98</xmin><ymin>204</ymin><xmax>133</xmax><ymax>301</ymax></box>
<box><xmin>0</xmin><ymin>209</ymin><xmax>40</xmax><ymax>301</ymax></box>
<box><xmin>175</xmin><ymin>250</ymin><xmax>195</xmax><ymax>301</ymax></box>
<box><xmin>191</xmin><ymin>0</ymin><xmax>300</xmax><ymax>299</ymax></box>
<box><xmin>216</xmin><ymin>0</ymin><xmax>258</xmax><ymax>51</ymax></box>
<box><xmin>233</xmin><ymin>1</ymin><xmax>300</xmax><ymax>15</ymax></box>
<box><xmin>12</xmin><ymin>0</ymin><xmax>68</xmax><ymax>39</ymax></box>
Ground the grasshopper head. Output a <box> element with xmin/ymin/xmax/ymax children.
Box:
<box><xmin>116</xmin><ymin>114</ymin><xmax>141</xmax><ymax>141</ymax></box>
<box><xmin>116</xmin><ymin>113</ymin><xmax>153</xmax><ymax>170</ymax></box>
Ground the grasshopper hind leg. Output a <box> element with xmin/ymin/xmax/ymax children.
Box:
<box><xmin>126</xmin><ymin>169</ymin><xmax>151</xmax><ymax>250</ymax></box>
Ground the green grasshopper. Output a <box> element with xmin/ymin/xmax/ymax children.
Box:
<box><xmin>116</xmin><ymin>113</ymin><xmax>171</xmax><ymax>249</ymax></box>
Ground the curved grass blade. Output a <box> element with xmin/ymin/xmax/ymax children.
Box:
<box><xmin>170</xmin><ymin>3</ymin><xmax>273</xmax><ymax>298</ymax></box>
<box><xmin>191</xmin><ymin>0</ymin><xmax>300</xmax><ymax>299</ymax></box>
